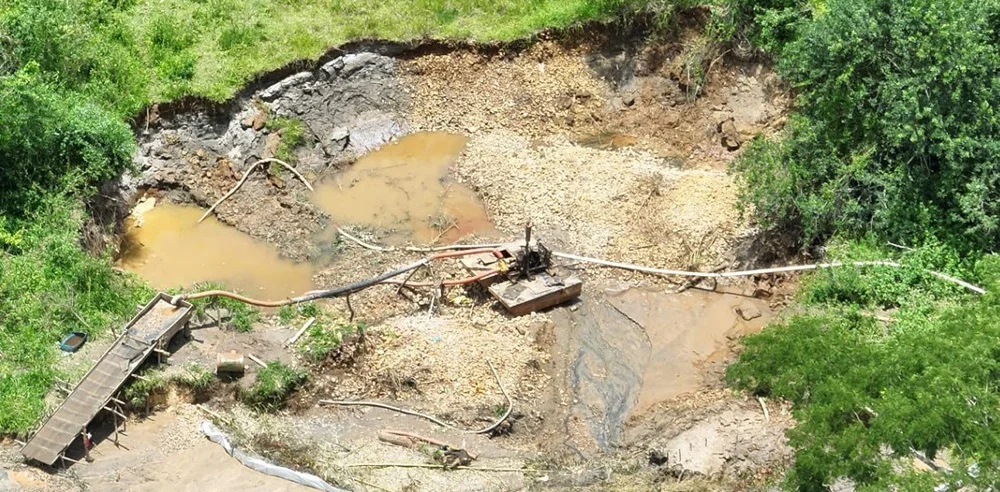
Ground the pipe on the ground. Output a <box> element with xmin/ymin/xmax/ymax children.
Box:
<box><xmin>551</xmin><ymin>252</ymin><xmax>986</xmax><ymax>294</ymax></box>
<box><xmin>173</xmin><ymin>259</ymin><xmax>431</xmax><ymax>307</ymax></box>
<box><xmin>170</xmin><ymin>248</ymin><xmax>503</xmax><ymax>308</ymax></box>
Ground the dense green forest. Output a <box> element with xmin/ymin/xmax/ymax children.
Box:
<box><xmin>4</xmin><ymin>0</ymin><xmax>1000</xmax><ymax>488</ymax></box>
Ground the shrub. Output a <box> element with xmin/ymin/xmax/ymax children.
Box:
<box><xmin>728</xmin><ymin>300</ymin><xmax>1000</xmax><ymax>489</ymax></box>
<box><xmin>122</xmin><ymin>369</ymin><xmax>168</xmax><ymax>408</ymax></box>
<box><xmin>300</xmin><ymin>321</ymin><xmax>363</xmax><ymax>363</ymax></box>
<box><xmin>733</xmin><ymin>0</ymin><xmax>1000</xmax><ymax>253</ymax></box>
<box><xmin>1</xmin><ymin>0</ymin><xmax>148</xmax><ymax>116</ymax></box>
<box><xmin>241</xmin><ymin>361</ymin><xmax>307</xmax><ymax>411</ymax></box>
<box><xmin>0</xmin><ymin>66</ymin><xmax>137</xmax><ymax>214</ymax></box>
<box><xmin>0</xmin><ymin>198</ymin><xmax>151</xmax><ymax>434</ymax></box>
<box><xmin>728</xmin><ymin>242</ymin><xmax>1000</xmax><ymax>488</ymax></box>
<box><xmin>121</xmin><ymin>364</ymin><xmax>214</xmax><ymax>408</ymax></box>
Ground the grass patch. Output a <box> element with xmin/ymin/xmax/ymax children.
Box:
<box><xmin>124</xmin><ymin>0</ymin><xmax>661</xmax><ymax>102</ymax></box>
<box><xmin>275</xmin><ymin>301</ymin><xmax>363</xmax><ymax>364</ymax></box>
<box><xmin>241</xmin><ymin>361</ymin><xmax>308</xmax><ymax>411</ymax></box>
<box><xmin>121</xmin><ymin>363</ymin><xmax>213</xmax><ymax>408</ymax></box>
<box><xmin>300</xmin><ymin>320</ymin><xmax>364</xmax><ymax>363</ymax></box>
<box><xmin>277</xmin><ymin>301</ymin><xmax>320</xmax><ymax>325</ymax></box>
<box><xmin>264</xmin><ymin>116</ymin><xmax>308</xmax><ymax>163</ymax></box>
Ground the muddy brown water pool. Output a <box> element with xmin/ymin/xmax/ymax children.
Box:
<box><xmin>119</xmin><ymin>203</ymin><xmax>315</xmax><ymax>299</ymax></box>
<box><xmin>120</xmin><ymin>132</ymin><xmax>498</xmax><ymax>296</ymax></box>
<box><xmin>313</xmin><ymin>131</ymin><xmax>497</xmax><ymax>244</ymax></box>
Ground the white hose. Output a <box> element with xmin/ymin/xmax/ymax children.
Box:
<box><xmin>551</xmin><ymin>252</ymin><xmax>986</xmax><ymax>295</ymax></box>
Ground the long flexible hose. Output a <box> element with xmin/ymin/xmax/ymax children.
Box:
<box><xmin>551</xmin><ymin>252</ymin><xmax>986</xmax><ymax>295</ymax></box>
<box><xmin>171</xmin><ymin>248</ymin><xmax>503</xmax><ymax>307</ymax></box>
<box><xmin>170</xmin><ymin>246</ymin><xmax>986</xmax><ymax>308</ymax></box>
<box><xmin>173</xmin><ymin>259</ymin><xmax>431</xmax><ymax>307</ymax></box>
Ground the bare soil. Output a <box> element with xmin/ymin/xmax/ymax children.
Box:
<box><xmin>4</xmin><ymin>26</ymin><xmax>798</xmax><ymax>492</ymax></box>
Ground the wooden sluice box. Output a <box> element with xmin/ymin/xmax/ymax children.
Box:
<box><xmin>459</xmin><ymin>240</ymin><xmax>582</xmax><ymax>316</ymax></box>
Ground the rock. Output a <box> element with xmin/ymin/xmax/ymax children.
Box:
<box><xmin>258</xmin><ymin>71</ymin><xmax>313</xmax><ymax>101</ymax></box>
<box><xmin>251</xmin><ymin>111</ymin><xmax>267</xmax><ymax>131</ymax></box>
<box><xmin>343</xmin><ymin>116</ymin><xmax>406</xmax><ymax>155</ymax></box>
<box><xmin>320</xmin><ymin>57</ymin><xmax>346</xmax><ymax>77</ymax></box>
<box><xmin>321</xmin><ymin>53</ymin><xmax>384</xmax><ymax>79</ymax></box>
<box><xmin>263</xmin><ymin>132</ymin><xmax>281</xmax><ymax>158</ymax></box>
<box><xmin>341</xmin><ymin>53</ymin><xmax>379</xmax><ymax>77</ymax></box>
<box><xmin>190</xmin><ymin>189</ymin><xmax>209</xmax><ymax>207</ymax></box>
<box><xmin>648</xmin><ymin>449</ymin><xmax>669</xmax><ymax>466</ymax></box>
<box><xmin>718</xmin><ymin>118</ymin><xmax>741</xmax><ymax>151</ymax></box>
<box><xmin>557</xmin><ymin>95</ymin><xmax>574</xmax><ymax>110</ymax></box>
<box><xmin>329</xmin><ymin>127</ymin><xmax>350</xmax><ymax>150</ymax></box>
<box><xmin>736</xmin><ymin>303</ymin><xmax>762</xmax><ymax>321</ymax></box>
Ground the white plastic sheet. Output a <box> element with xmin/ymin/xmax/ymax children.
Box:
<box><xmin>200</xmin><ymin>421</ymin><xmax>348</xmax><ymax>492</ymax></box>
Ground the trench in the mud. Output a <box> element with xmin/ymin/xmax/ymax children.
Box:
<box><xmin>118</xmin><ymin>131</ymin><xmax>496</xmax><ymax>295</ymax></box>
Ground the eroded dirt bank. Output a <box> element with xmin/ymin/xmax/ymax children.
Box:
<box><xmin>3</xmin><ymin>23</ymin><xmax>796</xmax><ymax>492</ymax></box>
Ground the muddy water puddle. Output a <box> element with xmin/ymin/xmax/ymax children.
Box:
<box><xmin>313</xmin><ymin>132</ymin><xmax>496</xmax><ymax>244</ymax></box>
<box><xmin>119</xmin><ymin>202</ymin><xmax>314</xmax><ymax>299</ymax></box>
<box><xmin>608</xmin><ymin>288</ymin><xmax>771</xmax><ymax>414</ymax></box>
<box><xmin>550</xmin><ymin>288</ymin><xmax>770</xmax><ymax>450</ymax></box>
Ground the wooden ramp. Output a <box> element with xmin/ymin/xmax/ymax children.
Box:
<box><xmin>21</xmin><ymin>293</ymin><xmax>192</xmax><ymax>466</ymax></box>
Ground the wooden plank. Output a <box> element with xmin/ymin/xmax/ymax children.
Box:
<box><xmin>489</xmin><ymin>275</ymin><xmax>583</xmax><ymax>316</ymax></box>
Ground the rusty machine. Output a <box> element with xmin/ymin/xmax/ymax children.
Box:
<box><xmin>460</xmin><ymin>224</ymin><xmax>582</xmax><ymax>316</ymax></box>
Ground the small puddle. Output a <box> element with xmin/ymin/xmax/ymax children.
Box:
<box><xmin>119</xmin><ymin>202</ymin><xmax>314</xmax><ymax>299</ymax></box>
<box><xmin>312</xmin><ymin>132</ymin><xmax>496</xmax><ymax>244</ymax></box>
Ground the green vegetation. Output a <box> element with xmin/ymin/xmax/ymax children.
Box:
<box><xmin>186</xmin><ymin>282</ymin><xmax>260</xmax><ymax>332</ymax></box>
<box><xmin>725</xmin><ymin>0</ymin><xmax>1000</xmax><ymax>487</ymax></box>
<box><xmin>122</xmin><ymin>364</ymin><xmax>215</xmax><ymax>408</ymax></box>
<box><xmin>300</xmin><ymin>321</ymin><xmax>363</xmax><ymax>363</ymax></box>
<box><xmin>276</xmin><ymin>302</ymin><xmax>361</xmax><ymax>363</ymax></box>
<box><xmin>129</xmin><ymin>0</ymin><xmax>660</xmax><ymax>101</ymax></box>
<box><xmin>728</xmin><ymin>251</ymin><xmax>1000</xmax><ymax>489</ymax></box>
<box><xmin>265</xmin><ymin>116</ymin><xmax>308</xmax><ymax>163</ymax></box>
<box><xmin>6</xmin><ymin>0</ymin><xmax>669</xmax><ymax>106</ymax></box>
<box><xmin>733</xmin><ymin>0</ymin><xmax>1000</xmax><ymax>251</ymax></box>
<box><xmin>241</xmin><ymin>361</ymin><xmax>308</xmax><ymax>411</ymax></box>
<box><xmin>0</xmin><ymin>201</ymin><xmax>151</xmax><ymax>434</ymax></box>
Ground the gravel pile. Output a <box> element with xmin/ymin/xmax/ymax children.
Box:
<box><xmin>331</xmin><ymin>313</ymin><xmax>550</xmax><ymax>416</ymax></box>
<box><xmin>458</xmin><ymin>131</ymin><xmax>748</xmax><ymax>271</ymax></box>
<box><xmin>402</xmin><ymin>42</ymin><xmax>608</xmax><ymax>137</ymax></box>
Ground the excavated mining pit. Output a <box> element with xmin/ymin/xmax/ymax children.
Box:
<box><xmin>5</xmin><ymin>20</ymin><xmax>799</xmax><ymax>492</ymax></box>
